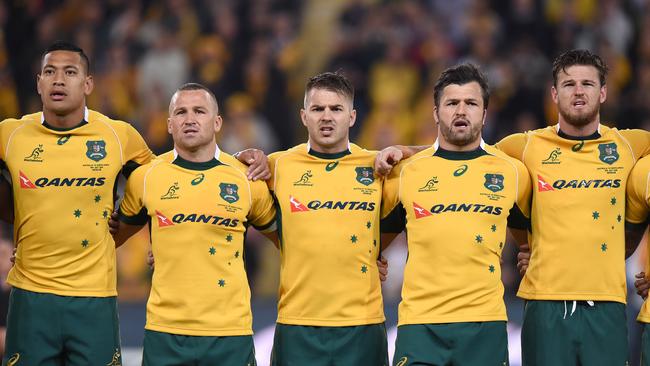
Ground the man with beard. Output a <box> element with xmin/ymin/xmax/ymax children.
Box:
<box><xmin>496</xmin><ymin>49</ymin><xmax>650</xmax><ymax>365</ymax></box>
<box><xmin>381</xmin><ymin>63</ymin><xmax>532</xmax><ymax>365</ymax></box>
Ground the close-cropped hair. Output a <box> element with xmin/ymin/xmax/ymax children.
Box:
<box><xmin>42</xmin><ymin>40</ymin><xmax>91</xmax><ymax>74</ymax></box>
<box><xmin>433</xmin><ymin>63</ymin><xmax>490</xmax><ymax>109</ymax></box>
<box><xmin>552</xmin><ymin>49</ymin><xmax>608</xmax><ymax>87</ymax></box>
<box><xmin>304</xmin><ymin>72</ymin><xmax>354</xmax><ymax>106</ymax></box>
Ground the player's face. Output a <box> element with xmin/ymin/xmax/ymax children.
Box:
<box><xmin>37</xmin><ymin>50</ymin><xmax>93</xmax><ymax>117</ymax></box>
<box><xmin>552</xmin><ymin>65</ymin><xmax>606</xmax><ymax>128</ymax></box>
<box><xmin>301</xmin><ymin>88</ymin><xmax>356</xmax><ymax>153</ymax></box>
<box><xmin>434</xmin><ymin>82</ymin><xmax>486</xmax><ymax>149</ymax></box>
<box><xmin>168</xmin><ymin>90</ymin><xmax>222</xmax><ymax>152</ymax></box>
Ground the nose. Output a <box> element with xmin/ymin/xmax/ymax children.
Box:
<box><xmin>322</xmin><ymin>107</ymin><xmax>333</xmax><ymax>121</ymax></box>
<box><xmin>455</xmin><ymin>102</ymin><xmax>467</xmax><ymax>116</ymax></box>
<box><xmin>53</xmin><ymin>70</ymin><xmax>64</xmax><ymax>85</ymax></box>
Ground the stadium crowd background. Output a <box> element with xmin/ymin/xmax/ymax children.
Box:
<box><xmin>1</xmin><ymin>0</ymin><xmax>650</xmax><ymax>364</ymax></box>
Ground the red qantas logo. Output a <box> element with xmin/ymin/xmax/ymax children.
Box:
<box><xmin>19</xmin><ymin>171</ymin><xmax>37</xmax><ymax>189</ymax></box>
<box><xmin>289</xmin><ymin>196</ymin><xmax>309</xmax><ymax>212</ymax></box>
<box><xmin>413</xmin><ymin>202</ymin><xmax>432</xmax><ymax>219</ymax></box>
<box><xmin>155</xmin><ymin>210</ymin><xmax>174</xmax><ymax>227</ymax></box>
<box><xmin>537</xmin><ymin>175</ymin><xmax>554</xmax><ymax>192</ymax></box>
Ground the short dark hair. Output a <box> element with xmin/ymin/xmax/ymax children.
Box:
<box><xmin>304</xmin><ymin>72</ymin><xmax>354</xmax><ymax>106</ymax></box>
<box><xmin>171</xmin><ymin>82</ymin><xmax>219</xmax><ymax>112</ymax></box>
<box><xmin>42</xmin><ymin>41</ymin><xmax>91</xmax><ymax>74</ymax></box>
<box><xmin>433</xmin><ymin>63</ymin><xmax>490</xmax><ymax>109</ymax></box>
<box><xmin>552</xmin><ymin>49</ymin><xmax>608</xmax><ymax>86</ymax></box>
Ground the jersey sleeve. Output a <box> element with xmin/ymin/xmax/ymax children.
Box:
<box><xmin>619</xmin><ymin>129</ymin><xmax>650</xmax><ymax>160</ymax></box>
<box><xmin>380</xmin><ymin>162</ymin><xmax>406</xmax><ymax>233</ymax></box>
<box><xmin>267</xmin><ymin>152</ymin><xmax>280</xmax><ymax>192</ymax></box>
<box><xmin>119</xmin><ymin>164</ymin><xmax>148</xmax><ymax>225</ymax></box>
<box><xmin>514</xmin><ymin>160</ymin><xmax>532</xmax><ymax>218</ymax></box>
<box><xmin>495</xmin><ymin>133</ymin><xmax>528</xmax><ymax>161</ymax></box>
<box><xmin>247</xmin><ymin>179</ymin><xmax>277</xmax><ymax>233</ymax></box>
<box><xmin>0</xmin><ymin>119</ymin><xmax>20</xmax><ymax>163</ymax></box>
<box><xmin>626</xmin><ymin>160</ymin><xmax>650</xmax><ymax>224</ymax></box>
<box><xmin>121</xmin><ymin>123</ymin><xmax>155</xmax><ymax>177</ymax></box>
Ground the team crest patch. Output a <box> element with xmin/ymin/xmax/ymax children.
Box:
<box><xmin>86</xmin><ymin>140</ymin><xmax>107</xmax><ymax>162</ymax></box>
<box><xmin>598</xmin><ymin>143</ymin><xmax>619</xmax><ymax>165</ymax></box>
<box><xmin>355</xmin><ymin>167</ymin><xmax>374</xmax><ymax>186</ymax></box>
<box><xmin>219</xmin><ymin>183</ymin><xmax>239</xmax><ymax>203</ymax></box>
<box><xmin>484</xmin><ymin>174</ymin><xmax>504</xmax><ymax>192</ymax></box>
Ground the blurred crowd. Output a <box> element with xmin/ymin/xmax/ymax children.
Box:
<box><xmin>1</xmin><ymin>0</ymin><xmax>649</xmax><ymax>303</ymax></box>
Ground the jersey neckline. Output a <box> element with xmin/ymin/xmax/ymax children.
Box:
<box><xmin>173</xmin><ymin>155</ymin><xmax>223</xmax><ymax>170</ymax></box>
<box><xmin>433</xmin><ymin>147</ymin><xmax>488</xmax><ymax>160</ymax></box>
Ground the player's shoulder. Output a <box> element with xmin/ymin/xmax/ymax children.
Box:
<box><xmin>129</xmin><ymin>157</ymin><xmax>166</xmax><ymax>180</ymax></box>
<box><xmin>218</xmin><ymin>151</ymin><xmax>249</xmax><ymax>173</ymax></box>
<box><xmin>349</xmin><ymin>143</ymin><xmax>378</xmax><ymax>158</ymax></box>
<box><xmin>484</xmin><ymin>144</ymin><xmax>528</xmax><ymax>172</ymax></box>
<box><xmin>269</xmin><ymin>144</ymin><xmax>305</xmax><ymax>162</ymax></box>
<box><xmin>390</xmin><ymin>146</ymin><xmax>435</xmax><ymax>176</ymax></box>
<box><xmin>87</xmin><ymin>109</ymin><xmax>137</xmax><ymax>133</ymax></box>
<box><xmin>632</xmin><ymin>154</ymin><xmax>650</xmax><ymax>173</ymax></box>
<box><xmin>0</xmin><ymin>112</ymin><xmax>40</xmax><ymax>129</ymax></box>
<box><xmin>604</xmin><ymin>125</ymin><xmax>650</xmax><ymax>140</ymax></box>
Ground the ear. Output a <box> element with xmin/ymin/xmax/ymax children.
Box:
<box><xmin>214</xmin><ymin>115</ymin><xmax>223</xmax><ymax>133</ymax></box>
<box><xmin>84</xmin><ymin>75</ymin><xmax>94</xmax><ymax>96</ymax></box>
<box><xmin>433</xmin><ymin>106</ymin><xmax>439</xmax><ymax>125</ymax></box>
<box><xmin>482</xmin><ymin>109</ymin><xmax>487</xmax><ymax>126</ymax></box>
<box><xmin>300</xmin><ymin>109</ymin><xmax>307</xmax><ymax>127</ymax></box>
<box><xmin>599</xmin><ymin>84</ymin><xmax>607</xmax><ymax>104</ymax></box>
<box><xmin>36</xmin><ymin>74</ymin><xmax>42</xmax><ymax>96</ymax></box>
<box><xmin>551</xmin><ymin>85</ymin><xmax>559</xmax><ymax>105</ymax></box>
<box><xmin>167</xmin><ymin>117</ymin><xmax>173</xmax><ymax>134</ymax></box>
<box><xmin>349</xmin><ymin>109</ymin><xmax>357</xmax><ymax>128</ymax></box>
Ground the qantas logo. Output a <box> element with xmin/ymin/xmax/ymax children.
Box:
<box><xmin>413</xmin><ymin>202</ymin><xmax>432</xmax><ymax>219</ymax></box>
<box><xmin>288</xmin><ymin>196</ymin><xmax>376</xmax><ymax>212</ymax></box>
<box><xmin>19</xmin><ymin>171</ymin><xmax>37</xmax><ymax>189</ymax></box>
<box><xmin>289</xmin><ymin>196</ymin><xmax>309</xmax><ymax>212</ymax></box>
<box><xmin>155</xmin><ymin>210</ymin><xmax>174</xmax><ymax>227</ymax></box>
<box><xmin>537</xmin><ymin>175</ymin><xmax>554</xmax><ymax>192</ymax></box>
<box><xmin>18</xmin><ymin>172</ymin><xmax>106</xmax><ymax>188</ymax></box>
<box><xmin>537</xmin><ymin>174</ymin><xmax>621</xmax><ymax>191</ymax></box>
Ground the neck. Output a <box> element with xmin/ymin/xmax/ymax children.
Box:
<box><xmin>42</xmin><ymin>106</ymin><xmax>86</xmax><ymax>128</ymax></box>
<box><xmin>308</xmin><ymin>140</ymin><xmax>349</xmax><ymax>154</ymax></box>
<box><xmin>175</xmin><ymin>143</ymin><xmax>217</xmax><ymax>163</ymax></box>
<box><xmin>558</xmin><ymin>116</ymin><xmax>599</xmax><ymax>136</ymax></box>
<box><xmin>437</xmin><ymin>138</ymin><xmax>481</xmax><ymax>152</ymax></box>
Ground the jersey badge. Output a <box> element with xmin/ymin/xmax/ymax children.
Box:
<box><xmin>355</xmin><ymin>167</ymin><xmax>374</xmax><ymax>186</ymax></box>
<box><xmin>191</xmin><ymin>173</ymin><xmax>205</xmax><ymax>185</ymax></box>
<box><xmin>24</xmin><ymin>144</ymin><xmax>44</xmax><ymax>162</ymax></box>
<box><xmin>325</xmin><ymin>161</ymin><xmax>339</xmax><ymax>171</ymax></box>
<box><xmin>418</xmin><ymin>177</ymin><xmax>439</xmax><ymax>192</ymax></box>
<box><xmin>85</xmin><ymin>140</ymin><xmax>107</xmax><ymax>162</ymax></box>
<box><xmin>453</xmin><ymin>164</ymin><xmax>468</xmax><ymax>176</ymax></box>
<box><xmin>161</xmin><ymin>182</ymin><xmax>180</xmax><ymax>200</ymax></box>
<box><xmin>219</xmin><ymin>183</ymin><xmax>239</xmax><ymax>203</ymax></box>
<box><xmin>598</xmin><ymin>143</ymin><xmax>619</xmax><ymax>165</ymax></box>
<box><xmin>57</xmin><ymin>134</ymin><xmax>71</xmax><ymax>145</ymax></box>
<box><xmin>484</xmin><ymin>173</ymin><xmax>504</xmax><ymax>192</ymax></box>
<box><xmin>293</xmin><ymin>170</ymin><xmax>314</xmax><ymax>186</ymax></box>
<box><xmin>541</xmin><ymin>147</ymin><xmax>562</xmax><ymax>165</ymax></box>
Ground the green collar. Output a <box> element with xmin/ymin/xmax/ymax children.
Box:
<box><xmin>173</xmin><ymin>155</ymin><xmax>223</xmax><ymax>170</ymax></box>
<box><xmin>434</xmin><ymin>147</ymin><xmax>488</xmax><ymax>160</ymax></box>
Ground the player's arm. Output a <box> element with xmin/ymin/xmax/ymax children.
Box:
<box><xmin>234</xmin><ymin>148</ymin><xmax>271</xmax><ymax>181</ymax></box>
<box><xmin>625</xmin><ymin>159</ymin><xmax>650</xmax><ymax>258</ymax></box>
<box><xmin>380</xmin><ymin>162</ymin><xmax>406</xmax><ymax>249</ymax></box>
<box><xmin>247</xmin><ymin>179</ymin><xmax>278</xmax><ymax>247</ymax></box>
<box><xmin>116</xmin><ymin>165</ymin><xmax>149</xmax><ymax>247</ymax></box>
<box><xmin>375</xmin><ymin>145</ymin><xmax>428</xmax><ymax>177</ymax></box>
<box><xmin>508</xmin><ymin>159</ymin><xmax>533</xmax><ymax>274</ymax></box>
<box><xmin>121</xmin><ymin>123</ymin><xmax>155</xmax><ymax>178</ymax></box>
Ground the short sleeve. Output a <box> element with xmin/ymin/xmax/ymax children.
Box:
<box><xmin>248</xmin><ymin>179</ymin><xmax>276</xmax><ymax>232</ymax></box>
<box><xmin>119</xmin><ymin>164</ymin><xmax>148</xmax><ymax>225</ymax></box>
<box><xmin>619</xmin><ymin>129</ymin><xmax>650</xmax><ymax>160</ymax></box>
<box><xmin>121</xmin><ymin>124</ymin><xmax>155</xmax><ymax>177</ymax></box>
<box><xmin>495</xmin><ymin>133</ymin><xmax>528</xmax><ymax>162</ymax></box>
<box><xmin>380</xmin><ymin>162</ymin><xmax>406</xmax><ymax>233</ymax></box>
<box><xmin>626</xmin><ymin>159</ymin><xmax>650</xmax><ymax>224</ymax></box>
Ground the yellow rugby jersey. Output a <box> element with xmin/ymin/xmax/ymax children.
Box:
<box><xmin>626</xmin><ymin>155</ymin><xmax>650</xmax><ymax>322</ymax></box>
<box><xmin>382</xmin><ymin>142</ymin><xmax>531</xmax><ymax>325</ymax></box>
<box><xmin>497</xmin><ymin>124</ymin><xmax>650</xmax><ymax>302</ymax></box>
<box><xmin>119</xmin><ymin>148</ymin><xmax>276</xmax><ymax>336</ymax></box>
<box><xmin>0</xmin><ymin>108</ymin><xmax>153</xmax><ymax>297</ymax></box>
<box><xmin>269</xmin><ymin>143</ymin><xmax>385</xmax><ymax>326</ymax></box>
